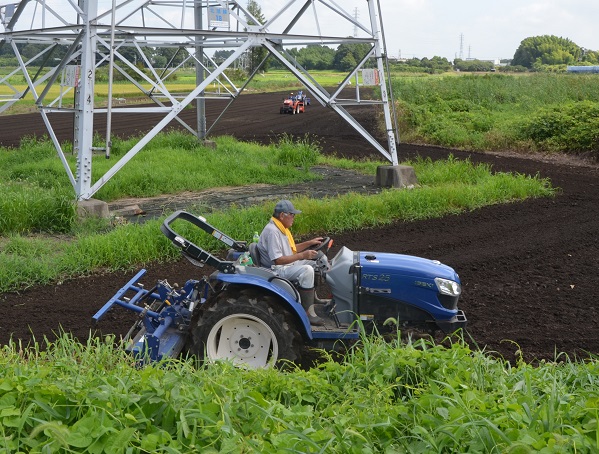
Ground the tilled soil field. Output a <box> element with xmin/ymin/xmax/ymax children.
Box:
<box><xmin>1</xmin><ymin>91</ymin><xmax>598</xmax><ymax>364</ymax></box>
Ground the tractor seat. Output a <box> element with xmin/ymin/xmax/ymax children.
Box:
<box><xmin>248</xmin><ymin>242</ymin><xmax>262</xmax><ymax>268</ymax></box>
<box><xmin>248</xmin><ymin>242</ymin><xmax>301</xmax><ymax>290</ymax></box>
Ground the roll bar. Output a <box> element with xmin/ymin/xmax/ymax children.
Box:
<box><xmin>160</xmin><ymin>210</ymin><xmax>247</xmax><ymax>274</ymax></box>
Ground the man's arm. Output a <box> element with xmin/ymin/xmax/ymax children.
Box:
<box><xmin>295</xmin><ymin>237</ymin><xmax>323</xmax><ymax>252</ymax></box>
<box><xmin>273</xmin><ymin>248</ymin><xmax>319</xmax><ymax>265</ymax></box>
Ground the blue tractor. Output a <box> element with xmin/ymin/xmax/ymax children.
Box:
<box><xmin>93</xmin><ymin>210</ymin><xmax>466</xmax><ymax>368</ymax></box>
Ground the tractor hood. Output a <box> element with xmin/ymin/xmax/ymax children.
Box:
<box><xmin>325</xmin><ymin>247</ymin><xmax>463</xmax><ymax>328</ymax></box>
<box><xmin>356</xmin><ymin>250</ymin><xmax>462</xmax><ymax>323</ymax></box>
<box><xmin>358</xmin><ymin>251</ymin><xmax>459</xmax><ymax>283</ymax></box>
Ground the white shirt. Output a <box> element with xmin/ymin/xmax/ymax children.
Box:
<box><xmin>257</xmin><ymin>219</ymin><xmax>293</xmax><ymax>268</ymax></box>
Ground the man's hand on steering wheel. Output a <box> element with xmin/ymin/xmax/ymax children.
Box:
<box><xmin>308</xmin><ymin>236</ymin><xmax>331</xmax><ymax>252</ymax></box>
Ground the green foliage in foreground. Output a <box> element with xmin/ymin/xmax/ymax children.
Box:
<box><xmin>394</xmin><ymin>73</ymin><xmax>599</xmax><ymax>158</ymax></box>
<box><xmin>1</xmin><ymin>333</ymin><xmax>597</xmax><ymax>452</ymax></box>
<box><xmin>0</xmin><ymin>156</ymin><xmax>554</xmax><ymax>292</ymax></box>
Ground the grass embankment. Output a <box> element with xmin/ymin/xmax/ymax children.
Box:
<box><xmin>394</xmin><ymin>72</ymin><xmax>599</xmax><ymax>159</ymax></box>
<box><xmin>1</xmin><ymin>332</ymin><xmax>598</xmax><ymax>452</ymax></box>
<box><xmin>0</xmin><ymin>131</ymin><xmax>553</xmax><ymax>292</ymax></box>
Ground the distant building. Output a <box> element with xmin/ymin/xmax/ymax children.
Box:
<box><xmin>567</xmin><ymin>66</ymin><xmax>599</xmax><ymax>73</ymax></box>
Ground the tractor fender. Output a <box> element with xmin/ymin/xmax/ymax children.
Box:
<box><xmin>216</xmin><ymin>272</ymin><xmax>314</xmax><ymax>338</ymax></box>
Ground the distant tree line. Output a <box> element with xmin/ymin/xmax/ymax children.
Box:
<box><xmin>3</xmin><ymin>33</ymin><xmax>599</xmax><ymax>76</ymax></box>
<box><xmin>214</xmin><ymin>43</ymin><xmax>373</xmax><ymax>72</ymax></box>
<box><xmin>0</xmin><ymin>41</ymin><xmax>373</xmax><ymax>76</ymax></box>
<box><xmin>0</xmin><ymin>42</ymin><xmax>187</xmax><ymax>72</ymax></box>
<box><xmin>392</xmin><ymin>56</ymin><xmax>453</xmax><ymax>74</ymax></box>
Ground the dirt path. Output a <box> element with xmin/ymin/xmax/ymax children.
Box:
<box><xmin>1</xmin><ymin>91</ymin><xmax>598</xmax><ymax>364</ymax></box>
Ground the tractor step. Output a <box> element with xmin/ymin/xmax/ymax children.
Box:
<box><xmin>310</xmin><ymin>324</ymin><xmax>359</xmax><ymax>339</ymax></box>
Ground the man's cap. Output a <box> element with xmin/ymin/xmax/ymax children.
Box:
<box><xmin>274</xmin><ymin>200</ymin><xmax>301</xmax><ymax>215</ymax></box>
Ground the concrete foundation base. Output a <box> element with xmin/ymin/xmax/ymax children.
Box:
<box><xmin>77</xmin><ymin>199</ymin><xmax>110</xmax><ymax>219</ymax></box>
<box><xmin>202</xmin><ymin>139</ymin><xmax>217</xmax><ymax>149</ymax></box>
<box><xmin>375</xmin><ymin>165</ymin><xmax>418</xmax><ymax>188</ymax></box>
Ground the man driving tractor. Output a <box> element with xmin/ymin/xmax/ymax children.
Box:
<box><xmin>256</xmin><ymin>200</ymin><xmax>328</xmax><ymax>326</ymax></box>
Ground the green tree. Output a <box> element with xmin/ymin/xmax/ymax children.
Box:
<box><xmin>245</xmin><ymin>0</ymin><xmax>269</xmax><ymax>73</ymax></box>
<box><xmin>512</xmin><ymin>35</ymin><xmax>581</xmax><ymax>68</ymax></box>
<box><xmin>115</xmin><ymin>46</ymin><xmax>143</xmax><ymax>66</ymax></box>
<box><xmin>405</xmin><ymin>58</ymin><xmax>422</xmax><ymax>67</ymax></box>
<box><xmin>153</xmin><ymin>47</ymin><xmax>186</xmax><ymax>68</ymax></box>
<box><xmin>581</xmin><ymin>48</ymin><xmax>599</xmax><ymax>64</ymax></box>
<box><xmin>333</xmin><ymin>43</ymin><xmax>371</xmax><ymax>71</ymax></box>
<box><xmin>422</xmin><ymin>56</ymin><xmax>452</xmax><ymax>73</ymax></box>
<box><xmin>20</xmin><ymin>43</ymin><xmax>45</xmax><ymax>60</ymax></box>
<box><xmin>153</xmin><ymin>55</ymin><xmax>167</xmax><ymax>68</ymax></box>
<box><xmin>213</xmin><ymin>49</ymin><xmax>235</xmax><ymax>65</ymax></box>
<box><xmin>296</xmin><ymin>45</ymin><xmax>335</xmax><ymax>70</ymax></box>
<box><xmin>453</xmin><ymin>58</ymin><xmax>495</xmax><ymax>72</ymax></box>
<box><xmin>391</xmin><ymin>56</ymin><xmax>452</xmax><ymax>74</ymax></box>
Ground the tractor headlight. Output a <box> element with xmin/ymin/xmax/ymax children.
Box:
<box><xmin>435</xmin><ymin>277</ymin><xmax>461</xmax><ymax>296</ymax></box>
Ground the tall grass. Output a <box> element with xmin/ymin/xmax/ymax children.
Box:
<box><xmin>2</xmin><ymin>132</ymin><xmax>322</xmax><ymax>203</ymax></box>
<box><xmin>0</xmin><ymin>332</ymin><xmax>597</xmax><ymax>452</ymax></box>
<box><xmin>0</xmin><ymin>155</ymin><xmax>553</xmax><ymax>292</ymax></box>
<box><xmin>0</xmin><ymin>183</ymin><xmax>76</xmax><ymax>234</ymax></box>
<box><xmin>0</xmin><ymin>133</ymin><xmax>322</xmax><ymax>234</ymax></box>
<box><xmin>394</xmin><ymin>73</ymin><xmax>599</xmax><ymax>157</ymax></box>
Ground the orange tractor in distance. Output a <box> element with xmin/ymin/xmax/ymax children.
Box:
<box><xmin>280</xmin><ymin>90</ymin><xmax>310</xmax><ymax>114</ymax></box>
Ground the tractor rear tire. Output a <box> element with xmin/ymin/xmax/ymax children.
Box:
<box><xmin>187</xmin><ymin>287</ymin><xmax>302</xmax><ymax>369</ymax></box>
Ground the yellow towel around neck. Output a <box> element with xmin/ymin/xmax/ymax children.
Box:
<box><xmin>271</xmin><ymin>216</ymin><xmax>297</xmax><ymax>253</ymax></box>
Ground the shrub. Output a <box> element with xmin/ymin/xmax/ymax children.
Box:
<box><xmin>0</xmin><ymin>183</ymin><xmax>76</xmax><ymax>234</ymax></box>
<box><xmin>520</xmin><ymin>101</ymin><xmax>599</xmax><ymax>156</ymax></box>
<box><xmin>273</xmin><ymin>133</ymin><xmax>321</xmax><ymax>169</ymax></box>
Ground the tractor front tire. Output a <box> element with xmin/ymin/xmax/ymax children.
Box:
<box><xmin>188</xmin><ymin>288</ymin><xmax>302</xmax><ymax>369</ymax></box>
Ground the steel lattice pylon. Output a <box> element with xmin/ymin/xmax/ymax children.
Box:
<box><xmin>0</xmin><ymin>0</ymin><xmax>399</xmax><ymax>200</ymax></box>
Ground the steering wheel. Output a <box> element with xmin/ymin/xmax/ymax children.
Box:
<box><xmin>309</xmin><ymin>236</ymin><xmax>331</xmax><ymax>252</ymax></box>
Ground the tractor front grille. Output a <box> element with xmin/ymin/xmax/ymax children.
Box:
<box><xmin>438</xmin><ymin>294</ymin><xmax>459</xmax><ymax>311</ymax></box>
